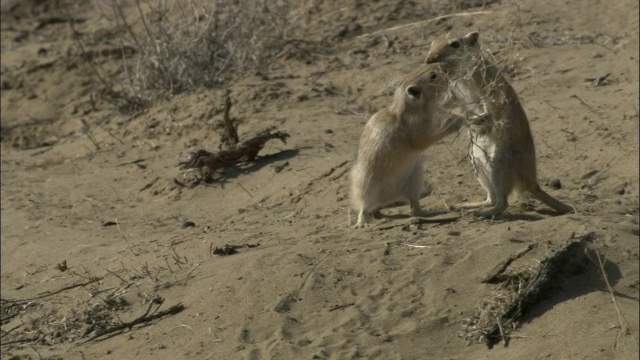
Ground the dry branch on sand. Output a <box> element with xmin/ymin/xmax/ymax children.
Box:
<box><xmin>174</xmin><ymin>91</ymin><xmax>290</xmax><ymax>186</ymax></box>
<box><xmin>177</xmin><ymin>90</ymin><xmax>290</xmax><ymax>186</ymax></box>
<box><xmin>461</xmin><ymin>232</ymin><xmax>592</xmax><ymax>348</ymax></box>
<box><xmin>179</xmin><ymin>126</ymin><xmax>290</xmax><ymax>185</ymax></box>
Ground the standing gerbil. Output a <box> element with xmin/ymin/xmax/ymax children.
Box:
<box><xmin>350</xmin><ymin>63</ymin><xmax>468</xmax><ymax>228</ymax></box>
<box><xmin>425</xmin><ymin>31</ymin><xmax>573</xmax><ymax>217</ymax></box>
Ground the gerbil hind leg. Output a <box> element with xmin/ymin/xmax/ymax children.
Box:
<box><xmin>475</xmin><ymin>165</ymin><xmax>510</xmax><ymax>218</ymax></box>
<box><xmin>405</xmin><ymin>162</ymin><xmax>434</xmax><ymax>217</ymax></box>
<box><xmin>452</xmin><ymin>168</ymin><xmax>495</xmax><ymax>210</ymax></box>
<box><xmin>474</xmin><ymin>193</ymin><xmax>508</xmax><ymax>218</ymax></box>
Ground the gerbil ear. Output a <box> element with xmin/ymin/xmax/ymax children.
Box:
<box><xmin>464</xmin><ymin>31</ymin><xmax>479</xmax><ymax>46</ymax></box>
<box><xmin>406</xmin><ymin>85</ymin><xmax>421</xmax><ymax>99</ymax></box>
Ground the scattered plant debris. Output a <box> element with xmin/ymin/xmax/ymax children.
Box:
<box><xmin>212</xmin><ymin>243</ymin><xmax>260</xmax><ymax>256</ymax></box>
<box><xmin>460</xmin><ymin>233</ymin><xmax>592</xmax><ymax>348</ymax></box>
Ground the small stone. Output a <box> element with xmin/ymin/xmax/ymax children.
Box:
<box><xmin>613</xmin><ymin>183</ymin><xmax>627</xmax><ymax>195</ymax></box>
<box><xmin>182</xmin><ymin>221</ymin><xmax>196</xmax><ymax>228</ymax></box>
<box><xmin>546</xmin><ymin>178</ymin><xmax>562</xmax><ymax>189</ymax></box>
<box><xmin>151</xmin><ymin>343</ymin><xmax>166</xmax><ymax>350</ymax></box>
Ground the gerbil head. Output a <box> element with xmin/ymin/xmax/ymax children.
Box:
<box><xmin>392</xmin><ymin>63</ymin><xmax>448</xmax><ymax>114</ymax></box>
<box><xmin>425</xmin><ymin>31</ymin><xmax>480</xmax><ymax>64</ymax></box>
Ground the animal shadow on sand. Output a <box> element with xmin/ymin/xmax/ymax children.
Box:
<box><xmin>470</xmin><ymin>204</ymin><xmax>571</xmax><ymax>222</ymax></box>
<box><xmin>378</xmin><ymin>209</ymin><xmax>451</xmax><ymax>221</ymax></box>
<box><xmin>373</xmin><ymin>202</ymin><xmax>565</xmax><ymax>224</ymax></box>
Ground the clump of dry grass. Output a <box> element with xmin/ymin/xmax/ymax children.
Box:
<box><xmin>459</xmin><ymin>267</ymin><xmax>533</xmax><ymax>345</ymax></box>
<box><xmin>86</xmin><ymin>0</ymin><xmax>319</xmax><ymax>110</ymax></box>
<box><xmin>459</xmin><ymin>234</ymin><xmax>592</xmax><ymax>348</ymax></box>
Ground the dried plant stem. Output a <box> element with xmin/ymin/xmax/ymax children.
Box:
<box><xmin>593</xmin><ymin>251</ymin><xmax>638</xmax><ymax>353</ymax></box>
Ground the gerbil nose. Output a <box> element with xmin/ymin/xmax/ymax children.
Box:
<box><xmin>425</xmin><ymin>54</ymin><xmax>437</xmax><ymax>64</ymax></box>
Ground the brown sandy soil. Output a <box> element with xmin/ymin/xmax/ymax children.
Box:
<box><xmin>1</xmin><ymin>0</ymin><xmax>638</xmax><ymax>359</ymax></box>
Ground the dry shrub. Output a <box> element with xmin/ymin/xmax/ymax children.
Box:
<box><xmin>96</xmin><ymin>0</ymin><xmax>316</xmax><ymax>107</ymax></box>
<box><xmin>1</xmin><ymin>0</ymin><xmax>81</xmax><ymax>19</ymax></box>
<box><xmin>459</xmin><ymin>267</ymin><xmax>534</xmax><ymax>345</ymax></box>
<box><xmin>484</xmin><ymin>32</ymin><xmax>527</xmax><ymax>80</ymax></box>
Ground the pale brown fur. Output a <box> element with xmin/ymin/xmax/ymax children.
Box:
<box><xmin>350</xmin><ymin>63</ymin><xmax>466</xmax><ymax>228</ymax></box>
<box><xmin>425</xmin><ymin>31</ymin><xmax>573</xmax><ymax>218</ymax></box>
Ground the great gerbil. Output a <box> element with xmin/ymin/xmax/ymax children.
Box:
<box><xmin>350</xmin><ymin>63</ymin><xmax>468</xmax><ymax>228</ymax></box>
<box><xmin>425</xmin><ymin>31</ymin><xmax>573</xmax><ymax>217</ymax></box>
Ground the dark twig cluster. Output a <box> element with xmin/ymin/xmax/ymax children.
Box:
<box><xmin>179</xmin><ymin>126</ymin><xmax>290</xmax><ymax>184</ymax></box>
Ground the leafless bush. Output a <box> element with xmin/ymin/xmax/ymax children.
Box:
<box><xmin>90</xmin><ymin>0</ymin><xmax>317</xmax><ymax>108</ymax></box>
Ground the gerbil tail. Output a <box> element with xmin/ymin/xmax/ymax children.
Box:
<box><xmin>530</xmin><ymin>186</ymin><xmax>574</xmax><ymax>214</ymax></box>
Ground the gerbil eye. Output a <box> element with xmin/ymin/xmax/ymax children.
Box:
<box><xmin>407</xmin><ymin>85</ymin><xmax>421</xmax><ymax>99</ymax></box>
<box><xmin>430</xmin><ymin>73</ymin><xmax>438</xmax><ymax>81</ymax></box>
<box><xmin>449</xmin><ymin>41</ymin><xmax>460</xmax><ymax>49</ymax></box>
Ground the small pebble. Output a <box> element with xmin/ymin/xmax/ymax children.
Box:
<box><xmin>182</xmin><ymin>220</ymin><xmax>196</xmax><ymax>228</ymax></box>
<box><xmin>546</xmin><ymin>178</ymin><xmax>562</xmax><ymax>189</ymax></box>
<box><xmin>613</xmin><ymin>183</ymin><xmax>627</xmax><ymax>195</ymax></box>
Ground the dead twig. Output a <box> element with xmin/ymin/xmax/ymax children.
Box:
<box><xmin>318</xmin><ymin>160</ymin><xmax>349</xmax><ymax>180</ymax></box>
<box><xmin>115</xmin><ymin>218</ymin><xmax>139</xmax><ymax>256</ymax></box>
<box><xmin>481</xmin><ymin>243</ymin><xmax>537</xmax><ymax>283</ymax></box>
<box><xmin>584</xmin><ymin>73</ymin><xmax>612</xmax><ymax>87</ymax></box>
<box><xmin>7</xmin><ymin>277</ymin><xmax>103</xmax><ymax>302</ymax></box>
<box><xmin>182</xmin><ymin>263</ymin><xmax>200</xmax><ymax>287</ymax></box>
<box><xmin>0</xmin><ymin>336</ymin><xmax>41</xmax><ymax>347</ymax></box>
<box><xmin>495</xmin><ymin>316</ymin><xmax>507</xmax><ymax>347</ymax></box>
<box><xmin>85</xmin><ymin>297</ymin><xmax>184</xmax><ymax>342</ymax></box>
<box><xmin>212</xmin><ymin>243</ymin><xmax>260</xmax><ymax>256</ymax></box>
<box><xmin>139</xmin><ymin>176</ymin><xmax>160</xmax><ymax>192</ymax></box>
<box><xmin>80</xmin><ymin>119</ymin><xmax>101</xmax><ymax>151</ymax></box>
<box><xmin>570</xmin><ymin>94</ymin><xmax>601</xmax><ymax>115</ymax></box>
<box><xmin>591</xmin><ymin>251</ymin><xmax>638</xmax><ymax>353</ymax></box>
<box><xmin>328</xmin><ymin>303</ymin><xmax>355</xmax><ymax>312</ymax></box>
<box><xmin>221</xmin><ymin>90</ymin><xmax>239</xmax><ymax>148</ymax></box>
<box><xmin>35</xmin><ymin>16</ymin><xmax>88</xmax><ymax>30</ymax></box>
<box><xmin>179</xmin><ymin>126</ymin><xmax>290</xmax><ymax>184</ymax></box>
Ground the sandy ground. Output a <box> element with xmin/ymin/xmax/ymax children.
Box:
<box><xmin>1</xmin><ymin>0</ymin><xmax>639</xmax><ymax>359</ymax></box>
